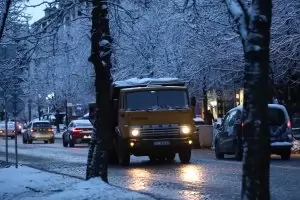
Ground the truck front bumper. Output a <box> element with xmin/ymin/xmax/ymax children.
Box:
<box><xmin>124</xmin><ymin>137</ymin><xmax>193</xmax><ymax>156</ymax></box>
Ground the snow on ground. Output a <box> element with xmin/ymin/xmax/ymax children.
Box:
<box><xmin>0</xmin><ymin>166</ymin><xmax>153</xmax><ymax>200</ymax></box>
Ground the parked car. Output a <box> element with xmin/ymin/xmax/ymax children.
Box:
<box><xmin>0</xmin><ymin>122</ymin><xmax>16</xmax><ymax>139</ymax></box>
<box><xmin>214</xmin><ymin>104</ymin><xmax>293</xmax><ymax>161</ymax></box>
<box><xmin>22</xmin><ymin>121</ymin><xmax>54</xmax><ymax>144</ymax></box>
<box><xmin>62</xmin><ymin>119</ymin><xmax>93</xmax><ymax>147</ymax></box>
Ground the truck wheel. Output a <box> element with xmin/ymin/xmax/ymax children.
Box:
<box><xmin>179</xmin><ymin>150</ymin><xmax>191</xmax><ymax>164</ymax></box>
<box><xmin>108</xmin><ymin>149</ymin><xmax>119</xmax><ymax>164</ymax></box>
<box><xmin>149</xmin><ymin>156</ymin><xmax>157</xmax><ymax>162</ymax></box>
<box><xmin>119</xmin><ymin>151</ymin><xmax>130</xmax><ymax>166</ymax></box>
<box><xmin>166</xmin><ymin>153</ymin><xmax>176</xmax><ymax>162</ymax></box>
<box><xmin>117</xmin><ymin>138</ymin><xmax>130</xmax><ymax>166</ymax></box>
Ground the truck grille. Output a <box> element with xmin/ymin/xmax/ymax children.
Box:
<box><xmin>139</xmin><ymin>124</ymin><xmax>180</xmax><ymax>137</ymax></box>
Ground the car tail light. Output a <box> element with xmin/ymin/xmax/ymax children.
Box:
<box><xmin>287</xmin><ymin>121</ymin><xmax>291</xmax><ymax>128</ymax></box>
<box><xmin>48</xmin><ymin>128</ymin><xmax>53</xmax><ymax>132</ymax></box>
<box><xmin>72</xmin><ymin>128</ymin><xmax>82</xmax><ymax>135</ymax></box>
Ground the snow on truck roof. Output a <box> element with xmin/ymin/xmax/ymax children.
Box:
<box><xmin>113</xmin><ymin>77</ymin><xmax>184</xmax><ymax>87</ymax></box>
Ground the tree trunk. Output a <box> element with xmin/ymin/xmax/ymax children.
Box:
<box><xmin>86</xmin><ymin>0</ymin><xmax>113</xmax><ymax>183</ymax></box>
<box><xmin>241</xmin><ymin>1</ymin><xmax>272</xmax><ymax>200</ymax></box>
<box><xmin>0</xmin><ymin>0</ymin><xmax>12</xmax><ymax>41</ymax></box>
<box><xmin>224</xmin><ymin>0</ymin><xmax>272</xmax><ymax>199</ymax></box>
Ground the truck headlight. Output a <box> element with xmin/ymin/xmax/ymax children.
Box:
<box><xmin>131</xmin><ymin>129</ymin><xmax>140</xmax><ymax>137</ymax></box>
<box><xmin>181</xmin><ymin>126</ymin><xmax>191</xmax><ymax>134</ymax></box>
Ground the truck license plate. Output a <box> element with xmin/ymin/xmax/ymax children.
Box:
<box><xmin>153</xmin><ymin>141</ymin><xmax>170</xmax><ymax>146</ymax></box>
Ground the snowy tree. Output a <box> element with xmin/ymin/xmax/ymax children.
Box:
<box><xmin>224</xmin><ymin>0</ymin><xmax>272</xmax><ymax>199</ymax></box>
<box><xmin>85</xmin><ymin>0</ymin><xmax>113</xmax><ymax>182</ymax></box>
<box><xmin>24</xmin><ymin>0</ymin><xmax>95</xmax><ymax>112</ymax></box>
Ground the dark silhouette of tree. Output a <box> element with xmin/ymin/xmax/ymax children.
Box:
<box><xmin>224</xmin><ymin>0</ymin><xmax>272</xmax><ymax>199</ymax></box>
<box><xmin>86</xmin><ymin>0</ymin><xmax>113</xmax><ymax>183</ymax></box>
<box><xmin>0</xmin><ymin>0</ymin><xmax>12</xmax><ymax>41</ymax></box>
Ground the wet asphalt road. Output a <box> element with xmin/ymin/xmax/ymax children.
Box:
<box><xmin>1</xmin><ymin>136</ymin><xmax>300</xmax><ymax>200</ymax></box>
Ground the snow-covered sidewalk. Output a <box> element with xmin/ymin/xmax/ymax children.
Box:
<box><xmin>0</xmin><ymin>165</ymin><xmax>153</xmax><ymax>200</ymax></box>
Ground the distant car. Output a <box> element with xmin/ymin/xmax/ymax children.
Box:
<box><xmin>214</xmin><ymin>104</ymin><xmax>293</xmax><ymax>161</ymax></box>
<box><xmin>62</xmin><ymin>119</ymin><xmax>93</xmax><ymax>147</ymax></box>
<box><xmin>8</xmin><ymin>120</ymin><xmax>22</xmax><ymax>134</ymax></box>
<box><xmin>0</xmin><ymin>122</ymin><xmax>16</xmax><ymax>139</ymax></box>
<box><xmin>22</xmin><ymin>121</ymin><xmax>54</xmax><ymax>144</ymax></box>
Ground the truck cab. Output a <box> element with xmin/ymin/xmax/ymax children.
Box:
<box><xmin>111</xmin><ymin>78</ymin><xmax>195</xmax><ymax>166</ymax></box>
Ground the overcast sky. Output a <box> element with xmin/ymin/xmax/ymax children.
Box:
<box><xmin>26</xmin><ymin>0</ymin><xmax>47</xmax><ymax>24</ymax></box>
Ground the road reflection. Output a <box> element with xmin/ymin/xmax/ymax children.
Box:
<box><xmin>179</xmin><ymin>164</ymin><xmax>205</xmax><ymax>183</ymax></box>
<box><xmin>126</xmin><ymin>168</ymin><xmax>151</xmax><ymax>190</ymax></box>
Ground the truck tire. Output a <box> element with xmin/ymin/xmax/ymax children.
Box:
<box><xmin>119</xmin><ymin>150</ymin><xmax>130</xmax><ymax>166</ymax></box>
<box><xmin>117</xmin><ymin>138</ymin><xmax>130</xmax><ymax>166</ymax></box>
<box><xmin>179</xmin><ymin>150</ymin><xmax>191</xmax><ymax>164</ymax></box>
<box><xmin>166</xmin><ymin>153</ymin><xmax>176</xmax><ymax>162</ymax></box>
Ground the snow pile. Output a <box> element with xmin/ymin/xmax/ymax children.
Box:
<box><xmin>292</xmin><ymin>140</ymin><xmax>300</xmax><ymax>153</ymax></box>
<box><xmin>114</xmin><ymin>77</ymin><xmax>183</xmax><ymax>87</ymax></box>
<box><xmin>0</xmin><ymin>166</ymin><xmax>153</xmax><ymax>200</ymax></box>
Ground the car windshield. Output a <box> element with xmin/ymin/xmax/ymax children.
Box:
<box><xmin>33</xmin><ymin>122</ymin><xmax>51</xmax><ymax>128</ymax></box>
<box><xmin>75</xmin><ymin>122</ymin><xmax>92</xmax><ymax>127</ymax></box>
<box><xmin>0</xmin><ymin>124</ymin><xmax>14</xmax><ymax>129</ymax></box>
<box><xmin>126</xmin><ymin>90</ymin><xmax>189</xmax><ymax>111</ymax></box>
<box><xmin>268</xmin><ymin>108</ymin><xmax>286</xmax><ymax>125</ymax></box>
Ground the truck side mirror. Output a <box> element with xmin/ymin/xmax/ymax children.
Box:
<box><xmin>191</xmin><ymin>96</ymin><xmax>196</xmax><ymax>107</ymax></box>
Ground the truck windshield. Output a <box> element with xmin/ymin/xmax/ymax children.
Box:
<box><xmin>126</xmin><ymin>90</ymin><xmax>189</xmax><ymax>111</ymax></box>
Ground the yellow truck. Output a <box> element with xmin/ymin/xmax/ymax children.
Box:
<box><xmin>110</xmin><ymin>78</ymin><xmax>196</xmax><ymax>166</ymax></box>
<box><xmin>88</xmin><ymin>78</ymin><xmax>196</xmax><ymax>166</ymax></box>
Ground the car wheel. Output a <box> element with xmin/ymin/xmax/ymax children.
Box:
<box><xmin>63</xmin><ymin>137</ymin><xmax>68</xmax><ymax>147</ymax></box>
<box><xmin>49</xmin><ymin>139</ymin><xmax>54</xmax><ymax>144</ymax></box>
<box><xmin>28</xmin><ymin>139</ymin><xmax>33</xmax><ymax>144</ymax></box>
<box><xmin>179</xmin><ymin>149</ymin><xmax>191</xmax><ymax>164</ymax></box>
<box><xmin>11</xmin><ymin>136</ymin><xmax>15</xmax><ymax>139</ymax></box>
<box><xmin>234</xmin><ymin>141</ymin><xmax>243</xmax><ymax>161</ymax></box>
<box><xmin>23</xmin><ymin>137</ymin><xmax>27</xmax><ymax>144</ymax></box>
<box><xmin>44</xmin><ymin>141</ymin><xmax>48</xmax><ymax>144</ymax></box>
<box><xmin>69</xmin><ymin>136</ymin><xmax>75</xmax><ymax>147</ymax></box>
<box><xmin>215</xmin><ymin>140</ymin><xmax>224</xmax><ymax>159</ymax></box>
<box><xmin>281</xmin><ymin>150</ymin><xmax>291</xmax><ymax>160</ymax></box>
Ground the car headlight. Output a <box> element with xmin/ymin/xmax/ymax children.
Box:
<box><xmin>131</xmin><ymin>129</ymin><xmax>140</xmax><ymax>137</ymax></box>
<box><xmin>181</xmin><ymin>126</ymin><xmax>191</xmax><ymax>134</ymax></box>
